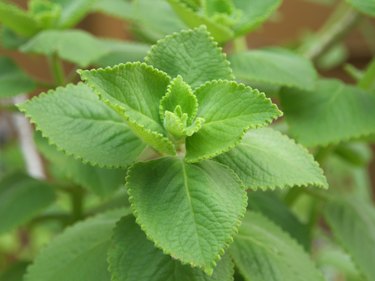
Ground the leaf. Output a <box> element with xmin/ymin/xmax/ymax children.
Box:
<box><xmin>52</xmin><ymin>0</ymin><xmax>97</xmax><ymax>28</ymax></box>
<box><xmin>229</xmin><ymin>48</ymin><xmax>317</xmax><ymax>90</ymax></box>
<box><xmin>92</xmin><ymin>0</ymin><xmax>135</xmax><ymax>21</ymax></box>
<box><xmin>0</xmin><ymin>2</ymin><xmax>40</xmax><ymax>37</ymax></box>
<box><xmin>79</xmin><ymin>62</ymin><xmax>176</xmax><ymax>155</ymax></box>
<box><xmin>127</xmin><ymin>157</ymin><xmax>247</xmax><ymax>274</ymax></box>
<box><xmin>24</xmin><ymin>209</ymin><xmax>128</xmax><ymax>281</ymax></box>
<box><xmin>216</xmin><ymin>128</ymin><xmax>328</xmax><ymax>189</ymax></box>
<box><xmin>0</xmin><ymin>261</ymin><xmax>29</xmax><ymax>281</ymax></box>
<box><xmin>345</xmin><ymin>0</ymin><xmax>375</xmax><ymax>17</ymax></box>
<box><xmin>145</xmin><ymin>26</ymin><xmax>234</xmax><ymax>89</ymax></box>
<box><xmin>323</xmin><ymin>198</ymin><xmax>375</xmax><ymax>281</ymax></box>
<box><xmin>108</xmin><ymin>215</ymin><xmax>234</xmax><ymax>281</ymax></box>
<box><xmin>185</xmin><ymin>81</ymin><xmax>281</xmax><ymax>162</ymax></box>
<box><xmin>18</xmin><ymin>83</ymin><xmax>146</xmax><ymax>168</ymax></box>
<box><xmin>230</xmin><ymin>212</ymin><xmax>325</xmax><ymax>281</ymax></box>
<box><xmin>280</xmin><ymin>79</ymin><xmax>375</xmax><ymax>147</ymax></box>
<box><xmin>0</xmin><ymin>174</ymin><xmax>55</xmax><ymax>234</ymax></box>
<box><xmin>0</xmin><ymin>57</ymin><xmax>36</xmax><ymax>98</ymax></box>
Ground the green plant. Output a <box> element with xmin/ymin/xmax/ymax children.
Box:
<box><xmin>1</xmin><ymin>1</ymin><xmax>375</xmax><ymax>281</ymax></box>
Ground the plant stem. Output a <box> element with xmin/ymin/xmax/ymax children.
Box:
<box><xmin>233</xmin><ymin>36</ymin><xmax>248</xmax><ymax>53</ymax></box>
<box><xmin>358</xmin><ymin>58</ymin><xmax>375</xmax><ymax>90</ymax></box>
<box><xmin>49</xmin><ymin>54</ymin><xmax>65</xmax><ymax>86</ymax></box>
<box><xmin>70</xmin><ymin>187</ymin><xmax>85</xmax><ymax>222</ymax></box>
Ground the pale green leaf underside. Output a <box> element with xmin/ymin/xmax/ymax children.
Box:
<box><xmin>108</xmin><ymin>216</ymin><xmax>234</xmax><ymax>281</ymax></box>
<box><xmin>18</xmin><ymin>83</ymin><xmax>146</xmax><ymax>168</ymax></box>
<box><xmin>230</xmin><ymin>212</ymin><xmax>325</xmax><ymax>281</ymax></box>
<box><xmin>25</xmin><ymin>209</ymin><xmax>128</xmax><ymax>281</ymax></box>
<box><xmin>216</xmin><ymin>128</ymin><xmax>328</xmax><ymax>190</ymax></box>
<box><xmin>127</xmin><ymin>157</ymin><xmax>247</xmax><ymax>274</ymax></box>
<box><xmin>0</xmin><ymin>174</ymin><xmax>55</xmax><ymax>234</ymax></box>
<box><xmin>229</xmin><ymin>48</ymin><xmax>317</xmax><ymax>90</ymax></box>
<box><xmin>0</xmin><ymin>57</ymin><xmax>36</xmax><ymax>98</ymax></box>
<box><xmin>323</xmin><ymin>198</ymin><xmax>375</xmax><ymax>281</ymax></box>
<box><xmin>345</xmin><ymin>0</ymin><xmax>375</xmax><ymax>17</ymax></box>
<box><xmin>280</xmin><ymin>79</ymin><xmax>375</xmax><ymax>147</ymax></box>
<box><xmin>79</xmin><ymin>62</ymin><xmax>176</xmax><ymax>155</ymax></box>
<box><xmin>145</xmin><ymin>26</ymin><xmax>234</xmax><ymax>89</ymax></box>
<box><xmin>186</xmin><ymin>80</ymin><xmax>281</xmax><ymax>162</ymax></box>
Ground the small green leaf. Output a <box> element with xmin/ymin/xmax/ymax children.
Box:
<box><xmin>216</xmin><ymin>128</ymin><xmax>328</xmax><ymax>189</ymax></box>
<box><xmin>229</xmin><ymin>48</ymin><xmax>318</xmax><ymax>90</ymax></box>
<box><xmin>186</xmin><ymin>81</ymin><xmax>281</xmax><ymax>162</ymax></box>
<box><xmin>345</xmin><ymin>0</ymin><xmax>375</xmax><ymax>17</ymax></box>
<box><xmin>108</xmin><ymin>216</ymin><xmax>234</xmax><ymax>281</ymax></box>
<box><xmin>230</xmin><ymin>212</ymin><xmax>325</xmax><ymax>281</ymax></box>
<box><xmin>80</xmin><ymin>62</ymin><xmax>176</xmax><ymax>155</ymax></box>
<box><xmin>29</xmin><ymin>0</ymin><xmax>61</xmax><ymax>29</ymax></box>
<box><xmin>92</xmin><ymin>0</ymin><xmax>136</xmax><ymax>21</ymax></box>
<box><xmin>25</xmin><ymin>209</ymin><xmax>128</xmax><ymax>281</ymax></box>
<box><xmin>0</xmin><ymin>57</ymin><xmax>36</xmax><ymax>98</ymax></box>
<box><xmin>280</xmin><ymin>79</ymin><xmax>375</xmax><ymax>147</ymax></box>
<box><xmin>0</xmin><ymin>174</ymin><xmax>55</xmax><ymax>234</ymax></box>
<box><xmin>18</xmin><ymin>83</ymin><xmax>146</xmax><ymax>168</ymax></box>
<box><xmin>145</xmin><ymin>26</ymin><xmax>234</xmax><ymax>89</ymax></box>
<box><xmin>127</xmin><ymin>157</ymin><xmax>247</xmax><ymax>274</ymax></box>
<box><xmin>323</xmin><ymin>198</ymin><xmax>375</xmax><ymax>281</ymax></box>
<box><xmin>53</xmin><ymin>0</ymin><xmax>97</xmax><ymax>28</ymax></box>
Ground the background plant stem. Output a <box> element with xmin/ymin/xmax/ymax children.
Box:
<box><xmin>49</xmin><ymin>54</ymin><xmax>65</xmax><ymax>86</ymax></box>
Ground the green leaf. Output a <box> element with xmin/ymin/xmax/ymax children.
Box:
<box><xmin>0</xmin><ymin>2</ymin><xmax>40</xmax><ymax>37</ymax></box>
<box><xmin>323</xmin><ymin>198</ymin><xmax>375</xmax><ymax>281</ymax></box>
<box><xmin>29</xmin><ymin>0</ymin><xmax>61</xmax><ymax>29</ymax></box>
<box><xmin>92</xmin><ymin>0</ymin><xmax>135</xmax><ymax>21</ymax></box>
<box><xmin>345</xmin><ymin>0</ymin><xmax>375</xmax><ymax>17</ymax></box>
<box><xmin>145</xmin><ymin>26</ymin><xmax>234</xmax><ymax>89</ymax></box>
<box><xmin>18</xmin><ymin>83</ymin><xmax>146</xmax><ymax>168</ymax></box>
<box><xmin>230</xmin><ymin>212</ymin><xmax>325</xmax><ymax>281</ymax></box>
<box><xmin>280</xmin><ymin>79</ymin><xmax>375</xmax><ymax>147</ymax></box>
<box><xmin>0</xmin><ymin>57</ymin><xmax>36</xmax><ymax>98</ymax></box>
<box><xmin>79</xmin><ymin>62</ymin><xmax>176</xmax><ymax>155</ymax></box>
<box><xmin>127</xmin><ymin>157</ymin><xmax>247</xmax><ymax>274</ymax></box>
<box><xmin>186</xmin><ymin>81</ymin><xmax>281</xmax><ymax>162</ymax></box>
<box><xmin>229</xmin><ymin>48</ymin><xmax>318</xmax><ymax>90</ymax></box>
<box><xmin>216</xmin><ymin>128</ymin><xmax>328</xmax><ymax>189</ymax></box>
<box><xmin>53</xmin><ymin>0</ymin><xmax>97</xmax><ymax>28</ymax></box>
<box><xmin>0</xmin><ymin>174</ymin><xmax>55</xmax><ymax>234</ymax></box>
<box><xmin>0</xmin><ymin>261</ymin><xmax>29</xmax><ymax>281</ymax></box>
<box><xmin>25</xmin><ymin>209</ymin><xmax>128</xmax><ymax>281</ymax></box>
<box><xmin>108</xmin><ymin>216</ymin><xmax>234</xmax><ymax>281</ymax></box>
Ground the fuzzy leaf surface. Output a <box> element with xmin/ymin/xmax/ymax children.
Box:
<box><xmin>18</xmin><ymin>83</ymin><xmax>145</xmax><ymax>168</ymax></box>
<box><xmin>216</xmin><ymin>128</ymin><xmax>327</xmax><ymax>189</ymax></box>
<box><xmin>230</xmin><ymin>212</ymin><xmax>325</xmax><ymax>281</ymax></box>
<box><xmin>80</xmin><ymin>62</ymin><xmax>176</xmax><ymax>155</ymax></box>
<box><xmin>108</xmin><ymin>216</ymin><xmax>234</xmax><ymax>281</ymax></box>
<box><xmin>323</xmin><ymin>198</ymin><xmax>375</xmax><ymax>281</ymax></box>
<box><xmin>127</xmin><ymin>157</ymin><xmax>247</xmax><ymax>274</ymax></box>
<box><xmin>186</xmin><ymin>81</ymin><xmax>281</xmax><ymax>162</ymax></box>
<box><xmin>25</xmin><ymin>209</ymin><xmax>128</xmax><ymax>281</ymax></box>
<box><xmin>280</xmin><ymin>79</ymin><xmax>375</xmax><ymax>147</ymax></box>
<box><xmin>230</xmin><ymin>48</ymin><xmax>317</xmax><ymax>90</ymax></box>
<box><xmin>346</xmin><ymin>0</ymin><xmax>375</xmax><ymax>16</ymax></box>
<box><xmin>145</xmin><ymin>27</ymin><xmax>233</xmax><ymax>89</ymax></box>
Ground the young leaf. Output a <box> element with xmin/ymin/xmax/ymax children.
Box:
<box><xmin>0</xmin><ymin>57</ymin><xmax>36</xmax><ymax>98</ymax></box>
<box><xmin>127</xmin><ymin>157</ymin><xmax>247</xmax><ymax>274</ymax></box>
<box><xmin>323</xmin><ymin>198</ymin><xmax>375</xmax><ymax>281</ymax></box>
<box><xmin>345</xmin><ymin>0</ymin><xmax>375</xmax><ymax>17</ymax></box>
<box><xmin>108</xmin><ymin>216</ymin><xmax>234</xmax><ymax>281</ymax></box>
<box><xmin>53</xmin><ymin>0</ymin><xmax>97</xmax><ymax>28</ymax></box>
<box><xmin>145</xmin><ymin>26</ymin><xmax>234</xmax><ymax>89</ymax></box>
<box><xmin>18</xmin><ymin>83</ymin><xmax>146</xmax><ymax>168</ymax></box>
<box><xmin>280</xmin><ymin>79</ymin><xmax>375</xmax><ymax>147</ymax></box>
<box><xmin>80</xmin><ymin>62</ymin><xmax>176</xmax><ymax>155</ymax></box>
<box><xmin>25</xmin><ymin>209</ymin><xmax>128</xmax><ymax>281</ymax></box>
<box><xmin>0</xmin><ymin>174</ymin><xmax>55</xmax><ymax>234</ymax></box>
<box><xmin>186</xmin><ymin>81</ymin><xmax>281</xmax><ymax>162</ymax></box>
<box><xmin>230</xmin><ymin>212</ymin><xmax>325</xmax><ymax>281</ymax></box>
<box><xmin>229</xmin><ymin>48</ymin><xmax>318</xmax><ymax>90</ymax></box>
<box><xmin>216</xmin><ymin>128</ymin><xmax>328</xmax><ymax>189</ymax></box>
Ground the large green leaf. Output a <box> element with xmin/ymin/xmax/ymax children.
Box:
<box><xmin>230</xmin><ymin>212</ymin><xmax>325</xmax><ymax>281</ymax></box>
<box><xmin>52</xmin><ymin>0</ymin><xmax>97</xmax><ymax>27</ymax></box>
<box><xmin>280</xmin><ymin>79</ymin><xmax>375</xmax><ymax>147</ymax></box>
<box><xmin>25</xmin><ymin>209</ymin><xmax>128</xmax><ymax>281</ymax></box>
<box><xmin>346</xmin><ymin>0</ymin><xmax>375</xmax><ymax>17</ymax></box>
<box><xmin>186</xmin><ymin>81</ymin><xmax>281</xmax><ymax>162</ymax></box>
<box><xmin>108</xmin><ymin>216</ymin><xmax>234</xmax><ymax>281</ymax></box>
<box><xmin>145</xmin><ymin>26</ymin><xmax>234</xmax><ymax>89</ymax></box>
<box><xmin>216</xmin><ymin>128</ymin><xmax>327</xmax><ymax>189</ymax></box>
<box><xmin>18</xmin><ymin>83</ymin><xmax>146</xmax><ymax>168</ymax></box>
<box><xmin>230</xmin><ymin>48</ymin><xmax>318</xmax><ymax>90</ymax></box>
<box><xmin>0</xmin><ymin>57</ymin><xmax>36</xmax><ymax>98</ymax></box>
<box><xmin>0</xmin><ymin>174</ymin><xmax>55</xmax><ymax>234</ymax></box>
<box><xmin>127</xmin><ymin>157</ymin><xmax>247</xmax><ymax>274</ymax></box>
<box><xmin>80</xmin><ymin>62</ymin><xmax>176</xmax><ymax>155</ymax></box>
<box><xmin>323</xmin><ymin>198</ymin><xmax>375</xmax><ymax>281</ymax></box>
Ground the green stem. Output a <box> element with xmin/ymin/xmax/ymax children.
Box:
<box><xmin>233</xmin><ymin>36</ymin><xmax>248</xmax><ymax>53</ymax></box>
<box><xmin>358</xmin><ymin>58</ymin><xmax>375</xmax><ymax>90</ymax></box>
<box><xmin>49</xmin><ymin>54</ymin><xmax>65</xmax><ymax>86</ymax></box>
<box><xmin>70</xmin><ymin>187</ymin><xmax>85</xmax><ymax>222</ymax></box>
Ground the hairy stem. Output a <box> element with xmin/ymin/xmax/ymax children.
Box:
<box><xmin>49</xmin><ymin>54</ymin><xmax>65</xmax><ymax>86</ymax></box>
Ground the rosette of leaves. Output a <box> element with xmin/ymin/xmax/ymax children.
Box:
<box><xmin>19</xmin><ymin>27</ymin><xmax>328</xmax><ymax>280</ymax></box>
